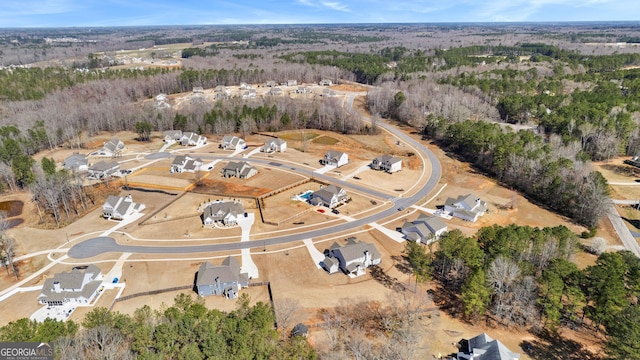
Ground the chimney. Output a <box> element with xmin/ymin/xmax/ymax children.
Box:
<box><xmin>53</xmin><ymin>281</ymin><xmax>61</xmax><ymax>293</ymax></box>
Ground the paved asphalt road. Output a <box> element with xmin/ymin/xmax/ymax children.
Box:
<box><xmin>606</xmin><ymin>204</ymin><xmax>640</xmax><ymax>257</ymax></box>
<box><xmin>69</xmin><ymin>121</ymin><xmax>441</xmax><ymax>259</ymax></box>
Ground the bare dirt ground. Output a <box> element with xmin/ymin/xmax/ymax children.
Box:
<box><xmin>0</xmin><ymin>124</ymin><xmax>614</xmax><ymax>357</ymax></box>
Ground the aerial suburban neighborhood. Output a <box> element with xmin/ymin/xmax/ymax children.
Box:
<box><xmin>0</xmin><ymin>21</ymin><xmax>639</xmax><ymax>360</ymax></box>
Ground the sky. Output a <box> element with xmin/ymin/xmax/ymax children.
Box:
<box><xmin>0</xmin><ymin>0</ymin><xmax>638</xmax><ymax>28</ymax></box>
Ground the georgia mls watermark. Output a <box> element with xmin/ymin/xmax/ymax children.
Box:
<box><xmin>0</xmin><ymin>342</ymin><xmax>53</xmax><ymax>360</ymax></box>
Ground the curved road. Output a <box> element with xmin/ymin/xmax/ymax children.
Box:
<box><xmin>69</xmin><ymin>121</ymin><xmax>441</xmax><ymax>259</ymax></box>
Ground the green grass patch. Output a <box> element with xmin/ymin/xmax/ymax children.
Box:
<box><xmin>279</xmin><ymin>132</ymin><xmax>319</xmax><ymax>141</ymax></box>
<box><xmin>312</xmin><ymin>136</ymin><xmax>340</xmax><ymax>145</ymax></box>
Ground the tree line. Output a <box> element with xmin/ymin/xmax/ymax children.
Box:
<box><xmin>406</xmin><ymin>223</ymin><xmax>640</xmax><ymax>359</ymax></box>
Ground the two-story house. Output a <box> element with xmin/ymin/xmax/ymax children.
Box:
<box><xmin>195</xmin><ymin>256</ymin><xmax>249</xmax><ymax>299</ymax></box>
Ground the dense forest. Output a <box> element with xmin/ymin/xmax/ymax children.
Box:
<box><xmin>2</xmin><ymin>23</ymin><xmax>640</xmax><ymax>358</ymax></box>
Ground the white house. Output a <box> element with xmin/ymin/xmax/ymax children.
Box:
<box><xmin>91</xmin><ymin>138</ymin><xmax>124</xmax><ymax>157</ymax></box>
<box><xmin>171</xmin><ymin>155</ymin><xmax>203</xmax><ymax>173</ymax></box>
<box><xmin>321</xmin><ymin>237</ymin><xmax>381</xmax><ymax>277</ymax></box>
<box><xmin>180</xmin><ymin>132</ymin><xmax>207</xmax><ymax>146</ymax></box>
<box><xmin>220</xmin><ymin>135</ymin><xmax>246</xmax><ymax>150</ymax></box>
<box><xmin>201</xmin><ymin>201</ymin><xmax>245</xmax><ymax>226</ymax></box>
<box><xmin>38</xmin><ymin>265</ymin><xmax>103</xmax><ymax>307</ymax></box>
<box><xmin>319</xmin><ymin>79</ymin><xmax>333</xmax><ymax>86</ymax></box>
<box><xmin>262</xmin><ymin>138</ymin><xmax>287</xmax><ymax>153</ymax></box>
<box><xmin>400</xmin><ymin>214</ymin><xmax>448</xmax><ymax>244</ymax></box>
<box><xmin>371</xmin><ymin>154</ymin><xmax>402</xmax><ymax>173</ymax></box>
<box><xmin>444</xmin><ymin>194</ymin><xmax>487</xmax><ymax>222</ymax></box>
<box><xmin>164</xmin><ymin>130</ymin><xmax>182</xmax><ymax>144</ymax></box>
<box><xmin>457</xmin><ymin>333</ymin><xmax>520</xmax><ymax>360</ymax></box>
<box><xmin>321</xmin><ymin>150</ymin><xmax>348</xmax><ymax>167</ymax></box>
<box><xmin>286</xmin><ymin>79</ymin><xmax>297</xmax><ymax>86</ymax></box>
<box><xmin>267</xmin><ymin>87</ymin><xmax>283</xmax><ymax>96</ymax></box>
<box><xmin>102</xmin><ymin>194</ymin><xmax>145</xmax><ymax>220</ymax></box>
<box><xmin>309</xmin><ymin>185</ymin><xmax>348</xmax><ymax>209</ymax></box>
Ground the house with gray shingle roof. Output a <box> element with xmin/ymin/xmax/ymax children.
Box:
<box><xmin>456</xmin><ymin>333</ymin><xmax>520</xmax><ymax>360</ymax></box>
<box><xmin>171</xmin><ymin>155</ymin><xmax>203</xmax><ymax>173</ymax></box>
<box><xmin>102</xmin><ymin>194</ymin><xmax>145</xmax><ymax>220</ymax></box>
<box><xmin>220</xmin><ymin>135</ymin><xmax>246</xmax><ymax>150</ymax></box>
<box><xmin>309</xmin><ymin>185</ymin><xmax>348</xmax><ymax>209</ymax></box>
<box><xmin>371</xmin><ymin>154</ymin><xmax>402</xmax><ymax>173</ymax></box>
<box><xmin>164</xmin><ymin>130</ymin><xmax>182</xmax><ymax>143</ymax></box>
<box><xmin>87</xmin><ymin>161</ymin><xmax>120</xmax><ymax>180</ymax></box>
<box><xmin>262</xmin><ymin>138</ymin><xmax>287</xmax><ymax>153</ymax></box>
<box><xmin>196</xmin><ymin>256</ymin><xmax>249</xmax><ymax>299</ymax></box>
<box><xmin>38</xmin><ymin>265</ymin><xmax>103</xmax><ymax>306</ymax></box>
<box><xmin>321</xmin><ymin>150</ymin><xmax>348</xmax><ymax>167</ymax></box>
<box><xmin>444</xmin><ymin>194</ymin><xmax>487</xmax><ymax>222</ymax></box>
<box><xmin>180</xmin><ymin>132</ymin><xmax>207</xmax><ymax>146</ymax></box>
<box><xmin>62</xmin><ymin>153</ymin><xmax>88</xmax><ymax>172</ymax></box>
<box><xmin>102</xmin><ymin>138</ymin><xmax>124</xmax><ymax>156</ymax></box>
<box><xmin>222</xmin><ymin>161</ymin><xmax>258</xmax><ymax>179</ymax></box>
<box><xmin>201</xmin><ymin>201</ymin><xmax>245</xmax><ymax>226</ymax></box>
<box><xmin>400</xmin><ymin>214</ymin><xmax>448</xmax><ymax>245</ymax></box>
<box><xmin>321</xmin><ymin>237</ymin><xmax>381</xmax><ymax>277</ymax></box>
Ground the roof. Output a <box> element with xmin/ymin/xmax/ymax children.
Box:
<box><xmin>196</xmin><ymin>257</ymin><xmax>249</xmax><ymax>287</ymax></box>
<box><xmin>89</xmin><ymin>161</ymin><xmax>119</xmax><ymax>172</ymax></box>
<box><xmin>401</xmin><ymin>221</ymin><xmax>432</xmax><ymax>240</ymax></box>
<box><xmin>63</xmin><ymin>154</ymin><xmax>88</xmax><ymax>169</ymax></box>
<box><xmin>461</xmin><ymin>333</ymin><xmax>520</xmax><ymax>360</ymax></box>
<box><xmin>104</xmin><ymin>138</ymin><xmax>123</xmax><ymax>153</ymax></box>
<box><xmin>324</xmin><ymin>150</ymin><xmax>346</xmax><ymax>160</ymax></box>
<box><xmin>265</xmin><ymin>138</ymin><xmax>286</xmax><ymax>146</ymax></box>
<box><xmin>202</xmin><ymin>201</ymin><xmax>245</xmax><ymax>220</ymax></box>
<box><xmin>375</xmin><ymin>154</ymin><xmax>402</xmax><ymax>164</ymax></box>
<box><xmin>334</xmin><ymin>239</ymin><xmax>381</xmax><ymax>263</ymax></box>
<box><xmin>415</xmin><ymin>214</ymin><xmax>448</xmax><ymax>233</ymax></box>
<box><xmin>39</xmin><ymin>265</ymin><xmax>102</xmax><ymax>302</ymax></box>
<box><xmin>291</xmin><ymin>323</ymin><xmax>309</xmax><ymax>336</ymax></box>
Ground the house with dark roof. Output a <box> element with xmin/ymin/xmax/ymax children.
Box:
<box><xmin>309</xmin><ymin>185</ymin><xmax>348</xmax><ymax>209</ymax></box>
<box><xmin>295</xmin><ymin>86</ymin><xmax>311</xmax><ymax>94</ymax></box>
<box><xmin>400</xmin><ymin>214</ymin><xmax>448</xmax><ymax>244</ymax></box>
<box><xmin>444</xmin><ymin>194</ymin><xmax>487</xmax><ymax>222</ymax></box>
<box><xmin>171</xmin><ymin>155</ymin><xmax>203</xmax><ymax>173</ymax></box>
<box><xmin>321</xmin><ymin>237</ymin><xmax>381</xmax><ymax>277</ymax></box>
<box><xmin>201</xmin><ymin>201</ymin><xmax>245</xmax><ymax>226</ymax></box>
<box><xmin>38</xmin><ymin>265</ymin><xmax>103</xmax><ymax>306</ymax></box>
<box><xmin>371</xmin><ymin>154</ymin><xmax>402</xmax><ymax>173</ymax></box>
<box><xmin>164</xmin><ymin>130</ymin><xmax>182</xmax><ymax>143</ymax></box>
<box><xmin>321</xmin><ymin>150</ymin><xmax>348</xmax><ymax>167</ymax></box>
<box><xmin>102</xmin><ymin>194</ymin><xmax>145</xmax><ymax>220</ymax></box>
<box><xmin>456</xmin><ymin>333</ymin><xmax>520</xmax><ymax>360</ymax></box>
<box><xmin>220</xmin><ymin>135</ymin><xmax>246</xmax><ymax>150</ymax></box>
<box><xmin>180</xmin><ymin>132</ymin><xmax>207</xmax><ymax>146</ymax></box>
<box><xmin>222</xmin><ymin>161</ymin><xmax>258</xmax><ymax>179</ymax></box>
<box><xmin>262</xmin><ymin>138</ymin><xmax>287</xmax><ymax>153</ymax></box>
<box><xmin>62</xmin><ymin>153</ymin><xmax>88</xmax><ymax>172</ymax></box>
<box><xmin>195</xmin><ymin>256</ymin><xmax>249</xmax><ymax>299</ymax></box>
<box><xmin>87</xmin><ymin>161</ymin><xmax>120</xmax><ymax>180</ymax></box>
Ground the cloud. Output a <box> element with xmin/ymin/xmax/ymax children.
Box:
<box><xmin>321</xmin><ymin>1</ymin><xmax>350</xmax><ymax>11</ymax></box>
<box><xmin>297</xmin><ymin>0</ymin><xmax>349</xmax><ymax>12</ymax></box>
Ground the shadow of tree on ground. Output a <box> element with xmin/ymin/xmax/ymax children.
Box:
<box><xmin>521</xmin><ymin>330</ymin><xmax>604</xmax><ymax>360</ymax></box>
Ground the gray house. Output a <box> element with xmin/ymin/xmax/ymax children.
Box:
<box><xmin>102</xmin><ymin>138</ymin><xmax>125</xmax><ymax>156</ymax></box>
<box><xmin>201</xmin><ymin>201</ymin><xmax>245</xmax><ymax>226</ymax></box>
<box><xmin>38</xmin><ymin>264</ymin><xmax>103</xmax><ymax>306</ymax></box>
<box><xmin>309</xmin><ymin>185</ymin><xmax>348</xmax><ymax>209</ymax></box>
<box><xmin>222</xmin><ymin>161</ymin><xmax>258</xmax><ymax>179</ymax></box>
<box><xmin>456</xmin><ymin>333</ymin><xmax>520</xmax><ymax>360</ymax></box>
<box><xmin>180</xmin><ymin>132</ymin><xmax>207</xmax><ymax>146</ymax></box>
<box><xmin>164</xmin><ymin>130</ymin><xmax>182</xmax><ymax>143</ymax></box>
<box><xmin>62</xmin><ymin>153</ymin><xmax>88</xmax><ymax>172</ymax></box>
<box><xmin>87</xmin><ymin>161</ymin><xmax>120</xmax><ymax>180</ymax></box>
<box><xmin>321</xmin><ymin>237</ymin><xmax>381</xmax><ymax>277</ymax></box>
<box><xmin>195</xmin><ymin>256</ymin><xmax>249</xmax><ymax>299</ymax></box>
